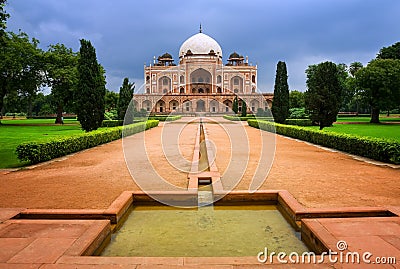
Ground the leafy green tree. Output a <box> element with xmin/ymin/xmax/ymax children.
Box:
<box><xmin>0</xmin><ymin>0</ymin><xmax>8</xmax><ymax>117</ymax></box>
<box><xmin>104</xmin><ymin>90</ymin><xmax>119</xmax><ymax>120</ymax></box>
<box><xmin>117</xmin><ymin>78</ymin><xmax>134</xmax><ymax>122</ymax></box>
<box><xmin>0</xmin><ymin>3</ymin><xmax>44</xmax><ymax>119</ymax></box>
<box><xmin>35</xmin><ymin>93</ymin><xmax>54</xmax><ymax>116</ymax></box>
<box><xmin>3</xmin><ymin>90</ymin><xmax>21</xmax><ymax>113</ymax></box>
<box><xmin>241</xmin><ymin>99</ymin><xmax>247</xmax><ymax>117</ymax></box>
<box><xmin>76</xmin><ymin>39</ymin><xmax>106</xmax><ymax>132</ymax></box>
<box><xmin>289</xmin><ymin>107</ymin><xmax>308</xmax><ymax>119</ymax></box>
<box><xmin>289</xmin><ymin>90</ymin><xmax>305</xmax><ymax>109</ymax></box>
<box><xmin>232</xmin><ymin>95</ymin><xmax>238</xmax><ymax>114</ymax></box>
<box><xmin>0</xmin><ymin>0</ymin><xmax>9</xmax><ymax>42</ymax></box>
<box><xmin>349</xmin><ymin>62</ymin><xmax>363</xmax><ymax>77</ymax></box>
<box><xmin>339</xmin><ymin>62</ymin><xmax>365</xmax><ymax>112</ymax></box>
<box><xmin>271</xmin><ymin>61</ymin><xmax>289</xmax><ymax>123</ymax></box>
<box><xmin>0</xmin><ymin>31</ymin><xmax>44</xmax><ymax>120</ymax></box>
<box><xmin>305</xmin><ymin>61</ymin><xmax>345</xmax><ymax>130</ymax></box>
<box><xmin>377</xmin><ymin>42</ymin><xmax>400</xmax><ymax>60</ymax></box>
<box><xmin>356</xmin><ymin>59</ymin><xmax>400</xmax><ymax>123</ymax></box>
<box><xmin>45</xmin><ymin>43</ymin><xmax>78</xmax><ymax>123</ymax></box>
<box><xmin>31</xmin><ymin>92</ymin><xmax>47</xmax><ymax>116</ymax></box>
<box><xmin>105</xmin><ymin>89</ymin><xmax>119</xmax><ymax>111</ymax></box>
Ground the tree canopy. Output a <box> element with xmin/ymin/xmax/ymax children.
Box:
<box><xmin>289</xmin><ymin>90</ymin><xmax>305</xmax><ymax>109</ymax></box>
<box><xmin>305</xmin><ymin>61</ymin><xmax>345</xmax><ymax>130</ymax></box>
<box><xmin>232</xmin><ymin>95</ymin><xmax>238</xmax><ymax>114</ymax></box>
<box><xmin>117</xmin><ymin>77</ymin><xmax>134</xmax><ymax>122</ymax></box>
<box><xmin>45</xmin><ymin>43</ymin><xmax>78</xmax><ymax>123</ymax></box>
<box><xmin>241</xmin><ymin>99</ymin><xmax>247</xmax><ymax>117</ymax></box>
<box><xmin>0</xmin><ymin>31</ymin><xmax>44</xmax><ymax>119</ymax></box>
<box><xmin>105</xmin><ymin>90</ymin><xmax>119</xmax><ymax>112</ymax></box>
<box><xmin>271</xmin><ymin>61</ymin><xmax>289</xmax><ymax>123</ymax></box>
<box><xmin>0</xmin><ymin>2</ymin><xmax>114</xmax><ymax>125</ymax></box>
<box><xmin>377</xmin><ymin>42</ymin><xmax>400</xmax><ymax>60</ymax></box>
<box><xmin>0</xmin><ymin>0</ymin><xmax>9</xmax><ymax>41</ymax></box>
<box><xmin>356</xmin><ymin>59</ymin><xmax>400</xmax><ymax>123</ymax></box>
<box><xmin>76</xmin><ymin>39</ymin><xmax>106</xmax><ymax>132</ymax></box>
<box><xmin>349</xmin><ymin>62</ymin><xmax>363</xmax><ymax>77</ymax></box>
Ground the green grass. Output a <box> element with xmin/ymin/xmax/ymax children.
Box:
<box><xmin>1</xmin><ymin>118</ymin><xmax>79</xmax><ymax>125</ymax></box>
<box><xmin>306</xmin><ymin>123</ymin><xmax>400</xmax><ymax>142</ymax></box>
<box><xmin>0</xmin><ymin>119</ymin><xmax>84</xmax><ymax>168</ymax></box>
<box><xmin>336</xmin><ymin>115</ymin><xmax>400</xmax><ymax>122</ymax></box>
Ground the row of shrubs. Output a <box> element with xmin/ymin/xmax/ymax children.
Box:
<box><xmin>247</xmin><ymin>119</ymin><xmax>400</xmax><ymax>164</ymax></box>
<box><xmin>337</xmin><ymin>113</ymin><xmax>370</xmax><ymax>118</ymax></box>
<box><xmin>223</xmin><ymin>115</ymin><xmax>255</xmax><ymax>121</ymax></box>
<box><xmin>101</xmin><ymin>115</ymin><xmax>182</xmax><ymax>127</ymax></box>
<box><xmin>5</xmin><ymin>112</ymin><xmax>27</xmax><ymax>117</ymax></box>
<box><xmin>148</xmin><ymin>115</ymin><xmax>182</xmax><ymax>121</ymax></box>
<box><xmin>223</xmin><ymin>115</ymin><xmax>311</xmax><ymax>126</ymax></box>
<box><xmin>285</xmin><ymin>119</ymin><xmax>313</xmax><ymax>126</ymax></box>
<box><xmin>101</xmin><ymin>119</ymin><xmax>144</xmax><ymax>127</ymax></box>
<box><xmin>101</xmin><ymin>120</ymin><xmax>125</xmax><ymax>127</ymax></box>
<box><xmin>16</xmin><ymin>120</ymin><xmax>159</xmax><ymax>164</ymax></box>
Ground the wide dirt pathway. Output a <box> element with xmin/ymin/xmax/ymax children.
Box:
<box><xmin>0</xmin><ymin>117</ymin><xmax>399</xmax><ymax>209</ymax></box>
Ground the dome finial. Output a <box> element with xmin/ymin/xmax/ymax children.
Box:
<box><xmin>199</xmin><ymin>23</ymin><xmax>202</xmax><ymax>33</ymax></box>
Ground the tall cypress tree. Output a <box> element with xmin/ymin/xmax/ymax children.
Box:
<box><xmin>117</xmin><ymin>77</ymin><xmax>135</xmax><ymax>122</ymax></box>
<box><xmin>232</xmin><ymin>95</ymin><xmax>238</xmax><ymax>114</ymax></box>
<box><xmin>305</xmin><ymin>61</ymin><xmax>344</xmax><ymax>129</ymax></box>
<box><xmin>241</xmin><ymin>99</ymin><xmax>247</xmax><ymax>117</ymax></box>
<box><xmin>76</xmin><ymin>39</ymin><xmax>106</xmax><ymax>132</ymax></box>
<box><xmin>271</xmin><ymin>61</ymin><xmax>289</xmax><ymax>124</ymax></box>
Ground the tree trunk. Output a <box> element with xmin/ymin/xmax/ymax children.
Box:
<box><xmin>319</xmin><ymin>121</ymin><xmax>325</xmax><ymax>130</ymax></box>
<box><xmin>0</xmin><ymin>81</ymin><xmax>6</xmax><ymax>122</ymax></box>
<box><xmin>27</xmin><ymin>96</ymin><xmax>33</xmax><ymax>118</ymax></box>
<box><xmin>55</xmin><ymin>105</ymin><xmax>63</xmax><ymax>124</ymax></box>
<box><xmin>370</xmin><ymin>107</ymin><xmax>380</xmax><ymax>123</ymax></box>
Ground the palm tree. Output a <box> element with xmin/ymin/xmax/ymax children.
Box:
<box><xmin>349</xmin><ymin>62</ymin><xmax>363</xmax><ymax>77</ymax></box>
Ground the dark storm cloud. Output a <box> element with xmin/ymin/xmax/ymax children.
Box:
<box><xmin>6</xmin><ymin>0</ymin><xmax>400</xmax><ymax>92</ymax></box>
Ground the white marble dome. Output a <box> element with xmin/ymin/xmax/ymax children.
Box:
<box><xmin>179</xmin><ymin>32</ymin><xmax>222</xmax><ymax>57</ymax></box>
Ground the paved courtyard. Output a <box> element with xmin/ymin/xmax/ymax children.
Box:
<box><xmin>0</xmin><ymin>117</ymin><xmax>399</xmax><ymax>209</ymax></box>
<box><xmin>1</xmin><ymin>117</ymin><xmax>400</xmax><ymax>268</ymax></box>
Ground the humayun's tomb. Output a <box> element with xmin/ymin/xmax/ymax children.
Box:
<box><xmin>133</xmin><ymin>27</ymin><xmax>273</xmax><ymax>114</ymax></box>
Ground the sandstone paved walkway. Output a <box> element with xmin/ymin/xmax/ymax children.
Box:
<box><xmin>0</xmin><ymin>117</ymin><xmax>399</xmax><ymax>209</ymax></box>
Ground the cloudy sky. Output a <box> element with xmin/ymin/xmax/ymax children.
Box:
<box><xmin>5</xmin><ymin>0</ymin><xmax>400</xmax><ymax>93</ymax></box>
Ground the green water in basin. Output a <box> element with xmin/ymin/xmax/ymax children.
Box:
<box><xmin>100</xmin><ymin>203</ymin><xmax>308</xmax><ymax>257</ymax></box>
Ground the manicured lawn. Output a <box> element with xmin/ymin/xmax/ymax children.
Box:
<box><xmin>1</xmin><ymin>118</ymin><xmax>79</xmax><ymax>125</ymax></box>
<box><xmin>307</xmin><ymin>123</ymin><xmax>400</xmax><ymax>142</ymax></box>
<box><xmin>0</xmin><ymin>119</ymin><xmax>84</xmax><ymax>168</ymax></box>
<box><xmin>336</xmin><ymin>115</ymin><xmax>400</xmax><ymax>122</ymax></box>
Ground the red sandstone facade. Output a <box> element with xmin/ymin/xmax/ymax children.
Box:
<box><xmin>133</xmin><ymin>29</ymin><xmax>273</xmax><ymax>114</ymax></box>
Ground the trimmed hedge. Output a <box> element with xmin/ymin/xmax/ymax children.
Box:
<box><xmin>101</xmin><ymin>116</ymin><xmax>180</xmax><ymax>127</ymax></box>
<box><xmin>285</xmin><ymin>119</ymin><xmax>313</xmax><ymax>126</ymax></box>
<box><xmin>101</xmin><ymin>119</ymin><xmax>144</xmax><ymax>127</ymax></box>
<box><xmin>27</xmin><ymin>116</ymin><xmax>77</xmax><ymax>119</ymax></box>
<box><xmin>16</xmin><ymin>120</ymin><xmax>159</xmax><ymax>164</ymax></box>
<box><xmin>223</xmin><ymin>115</ymin><xmax>255</xmax><ymax>121</ymax></box>
<box><xmin>148</xmin><ymin>115</ymin><xmax>182</xmax><ymax>121</ymax></box>
<box><xmin>101</xmin><ymin>120</ymin><xmax>124</xmax><ymax>127</ymax></box>
<box><xmin>223</xmin><ymin>115</ymin><xmax>274</xmax><ymax>121</ymax></box>
<box><xmin>248</xmin><ymin>119</ymin><xmax>400</xmax><ymax>164</ymax></box>
<box><xmin>337</xmin><ymin>114</ymin><xmax>370</xmax><ymax>118</ymax></box>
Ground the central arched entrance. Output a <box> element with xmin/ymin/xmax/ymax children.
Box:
<box><xmin>190</xmin><ymin>68</ymin><xmax>212</xmax><ymax>94</ymax></box>
<box><xmin>196</xmin><ymin>99</ymin><xmax>205</xmax><ymax>112</ymax></box>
